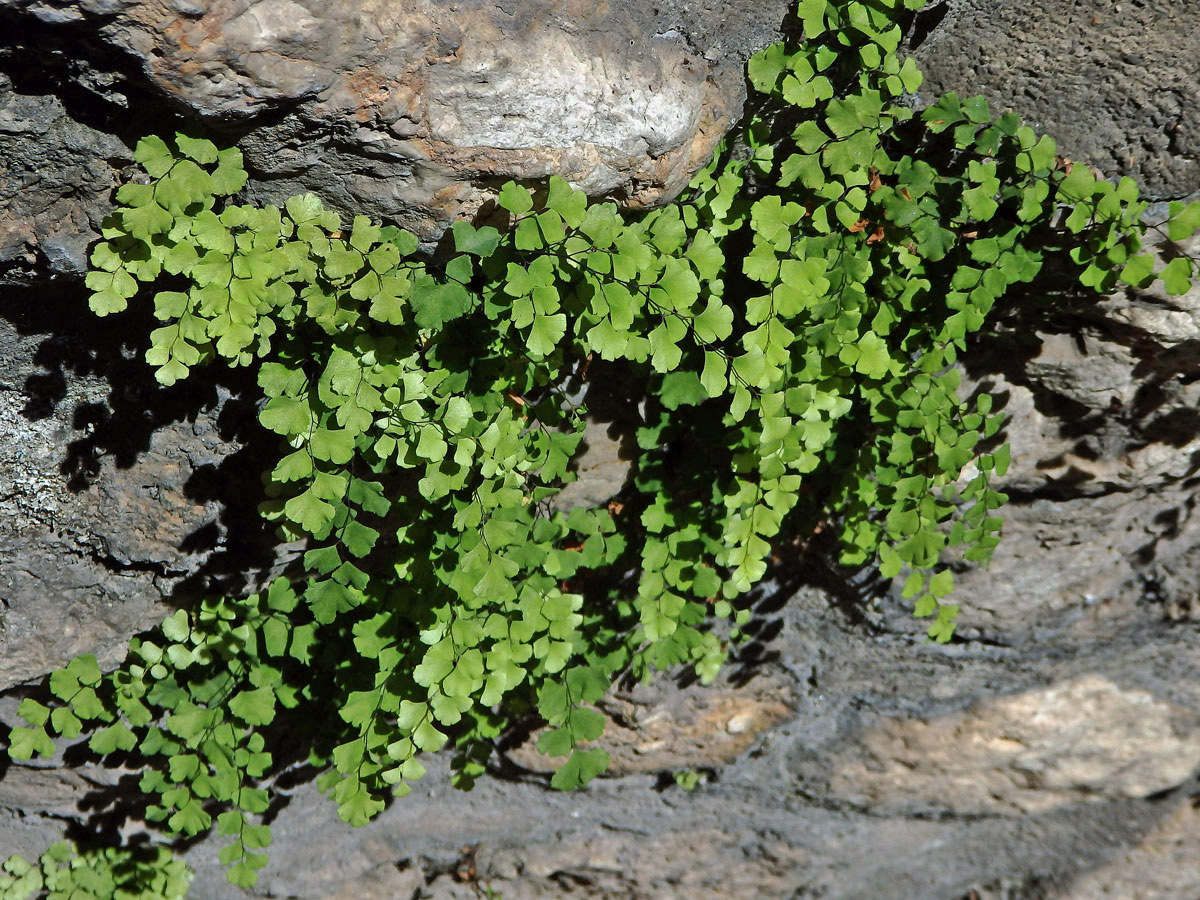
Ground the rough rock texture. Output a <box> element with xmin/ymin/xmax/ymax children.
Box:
<box><xmin>821</xmin><ymin>674</ymin><xmax>1200</xmax><ymax>815</ymax></box>
<box><xmin>929</xmin><ymin>224</ymin><xmax>1200</xmax><ymax>646</ymax></box>
<box><xmin>0</xmin><ymin>0</ymin><xmax>792</xmax><ymax>278</ymax></box>
<box><xmin>0</xmin><ymin>0</ymin><xmax>793</xmax><ymax>670</ymax></box>
<box><xmin>910</xmin><ymin>0</ymin><xmax>1200</xmax><ymax>201</ymax></box>
<box><xmin>508</xmin><ymin>673</ymin><xmax>797</xmax><ymax>776</ymax></box>
<box><xmin>1059</xmin><ymin>797</ymin><xmax>1200</xmax><ymax>900</ymax></box>
<box><xmin>3</xmin><ymin>0</ymin><xmax>1200</xmax><ymax>898</ymax></box>
<box><xmin>0</xmin><ymin>284</ymin><xmax>279</xmax><ymax>689</ymax></box>
<box><xmin>0</xmin><ymin>74</ymin><xmax>124</xmax><ymax>280</ymax></box>
<box><xmin>9</xmin><ymin>591</ymin><xmax>1200</xmax><ymax>900</ymax></box>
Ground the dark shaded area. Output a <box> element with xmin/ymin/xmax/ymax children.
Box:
<box><xmin>904</xmin><ymin>1</ymin><xmax>949</xmax><ymax>52</ymax></box>
<box><xmin>0</xmin><ymin>277</ymin><xmax>280</xmax><ymax>599</ymax></box>
<box><xmin>173</xmin><ymin>426</ymin><xmax>283</xmax><ymax>603</ymax></box>
<box><xmin>0</xmin><ymin>8</ymin><xmax>167</xmax><ymax>146</ymax></box>
<box><xmin>0</xmin><ymin>719</ymin><xmax>10</xmax><ymax>784</ymax></box>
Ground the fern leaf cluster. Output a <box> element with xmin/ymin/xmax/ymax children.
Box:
<box><xmin>8</xmin><ymin>0</ymin><xmax>1199</xmax><ymax>889</ymax></box>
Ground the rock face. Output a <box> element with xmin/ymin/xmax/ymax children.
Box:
<box><xmin>3</xmin><ymin>1</ymin><xmax>1200</xmax><ymax>899</ymax></box>
<box><xmin>0</xmin><ymin>295</ymin><xmax>200</xmax><ymax>687</ymax></box>
<box><xmin>1060</xmin><ymin>798</ymin><xmax>1200</xmax><ymax>900</ymax></box>
<box><xmin>932</xmin><ymin>223</ymin><xmax>1200</xmax><ymax>646</ymax></box>
<box><xmin>822</xmin><ymin>674</ymin><xmax>1200</xmax><ymax>815</ymax></box>
<box><xmin>910</xmin><ymin>0</ymin><xmax>1200</xmax><ymax>201</ymax></box>
<box><xmin>0</xmin><ymin>75</ymin><xmax>124</xmax><ymax>280</ymax></box>
<box><xmin>0</xmin><ymin>0</ymin><xmax>791</xmax><ymax>277</ymax></box>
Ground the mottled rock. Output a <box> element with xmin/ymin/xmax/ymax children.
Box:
<box><xmin>4</xmin><ymin>583</ymin><xmax>1200</xmax><ymax>900</ymax></box>
<box><xmin>326</xmin><ymin>862</ymin><xmax>425</xmax><ymax>900</ymax></box>
<box><xmin>0</xmin><ymin>72</ymin><xmax>125</xmax><ymax>281</ymax></box>
<box><xmin>507</xmin><ymin>674</ymin><xmax>796</xmax><ymax>775</ymax></box>
<box><xmin>0</xmin><ymin>761</ymin><xmax>98</xmax><ymax>822</ymax></box>
<box><xmin>0</xmin><ymin>0</ymin><xmax>791</xmax><ymax>265</ymax></box>
<box><xmin>0</xmin><ymin>289</ymin><xmax>268</xmax><ymax>690</ymax></box>
<box><xmin>911</xmin><ymin>0</ymin><xmax>1200</xmax><ymax>200</ymax></box>
<box><xmin>824</xmin><ymin>675</ymin><xmax>1200</xmax><ymax>815</ymax></box>
<box><xmin>123</xmin><ymin>589</ymin><xmax>1200</xmax><ymax>899</ymax></box>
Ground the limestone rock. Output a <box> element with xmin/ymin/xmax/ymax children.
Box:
<box><xmin>0</xmin><ymin>0</ymin><xmax>792</xmax><ymax>278</ymax></box>
<box><xmin>506</xmin><ymin>674</ymin><xmax>796</xmax><ymax>776</ymax></box>
<box><xmin>824</xmin><ymin>675</ymin><xmax>1200</xmax><ymax>815</ymax></box>
<box><xmin>138</xmin><ymin>0</ymin><xmax>749</xmax><ymax>232</ymax></box>
<box><xmin>911</xmin><ymin>0</ymin><xmax>1200</xmax><ymax>200</ymax></box>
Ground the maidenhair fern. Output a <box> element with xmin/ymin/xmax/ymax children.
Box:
<box><xmin>8</xmin><ymin>0</ymin><xmax>1199</xmax><ymax>890</ymax></box>
<box><xmin>0</xmin><ymin>843</ymin><xmax>190</xmax><ymax>900</ymax></box>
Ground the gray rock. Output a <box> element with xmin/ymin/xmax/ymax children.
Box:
<box><xmin>1060</xmin><ymin>797</ymin><xmax>1200</xmax><ymax>900</ymax></box>
<box><xmin>0</xmin><ymin>73</ymin><xmax>126</xmax><ymax>281</ymax></box>
<box><xmin>922</xmin><ymin>226</ymin><xmax>1200</xmax><ymax>643</ymax></box>
<box><xmin>0</xmin><ymin>0</ymin><xmax>792</xmax><ymax>271</ymax></box>
<box><xmin>148</xmin><ymin>596</ymin><xmax>1200</xmax><ymax>900</ymax></box>
<box><xmin>911</xmin><ymin>0</ymin><xmax>1200</xmax><ymax>200</ymax></box>
<box><xmin>0</xmin><ymin>289</ymin><xmax>275</xmax><ymax>690</ymax></box>
<box><xmin>550</xmin><ymin>419</ymin><xmax>630</xmax><ymax>513</ymax></box>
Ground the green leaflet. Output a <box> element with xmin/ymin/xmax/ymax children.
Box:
<box><xmin>15</xmin><ymin>1</ymin><xmax>1196</xmax><ymax>891</ymax></box>
<box><xmin>0</xmin><ymin>843</ymin><xmax>191</xmax><ymax>900</ymax></box>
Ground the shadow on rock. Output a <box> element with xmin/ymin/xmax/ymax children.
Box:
<box><xmin>2</xmin><ymin>278</ymin><xmax>281</xmax><ymax>599</ymax></box>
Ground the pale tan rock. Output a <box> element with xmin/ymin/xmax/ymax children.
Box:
<box><xmin>550</xmin><ymin>419</ymin><xmax>629</xmax><ymax>513</ymax></box>
<box><xmin>77</xmin><ymin>0</ymin><xmax>786</xmax><ymax>238</ymax></box>
<box><xmin>507</xmin><ymin>676</ymin><xmax>795</xmax><ymax>775</ymax></box>
<box><xmin>826</xmin><ymin>675</ymin><xmax>1200</xmax><ymax>815</ymax></box>
<box><xmin>324</xmin><ymin>860</ymin><xmax>424</xmax><ymax>900</ymax></box>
